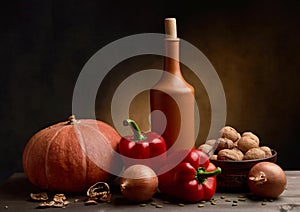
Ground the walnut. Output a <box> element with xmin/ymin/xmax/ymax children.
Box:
<box><xmin>198</xmin><ymin>140</ymin><xmax>219</xmax><ymax>156</ymax></box>
<box><xmin>217</xmin><ymin>148</ymin><xmax>243</xmax><ymax>161</ymax></box>
<box><xmin>198</xmin><ymin>144</ymin><xmax>213</xmax><ymax>153</ymax></box>
<box><xmin>260</xmin><ymin>146</ymin><xmax>272</xmax><ymax>157</ymax></box>
<box><xmin>205</xmin><ymin>139</ymin><xmax>218</xmax><ymax>147</ymax></box>
<box><xmin>220</xmin><ymin>126</ymin><xmax>240</xmax><ymax>142</ymax></box>
<box><xmin>237</xmin><ymin>135</ymin><xmax>259</xmax><ymax>153</ymax></box>
<box><xmin>216</xmin><ymin>138</ymin><xmax>235</xmax><ymax>152</ymax></box>
<box><xmin>242</xmin><ymin>132</ymin><xmax>259</xmax><ymax>144</ymax></box>
<box><xmin>244</xmin><ymin>147</ymin><xmax>266</xmax><ymax>160</ymax></box>
<box><xmin>210</xmin><ymin>154</ymin><xmax>218</xmax><ymax>160</ymax></box>
<box><xmin>232</xmin><ymin>148</ymin><xmax>244</xmax><ymax>159</ymax></box>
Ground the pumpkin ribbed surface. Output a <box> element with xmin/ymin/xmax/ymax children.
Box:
<box><xmin>22</xmin><ymin>116</ymin><xmax>122</xmax><ymax>192</ymax></box>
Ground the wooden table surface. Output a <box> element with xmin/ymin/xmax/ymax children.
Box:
<box><xmin>0</xmin><ymin>171</ymin><xmax>299</xmax><ymax>211</ymax></box>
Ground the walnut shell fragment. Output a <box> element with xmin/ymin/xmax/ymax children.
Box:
<box><xmin>52</xmin><ymin>203</ymin><xmax>64</xmax><ymax>208</ymax></box>
<box><xmin>84</xmin><ymin>199</ymin><xmax>98</xmax><ymax>205</ymax></box>
<box><xmin>62</xmin><ymin>200</ymin><xmax>70</xmax><ymax>206</ymax></box>
<box><xmin>86</xmin><ymin>182</ymin><xmax>111</xmax><ymax>203</ymax></box>
<box><xmin>37</xmin><ymin>193</ymin><xmax>69</xmax><ymax>208</ymax></box>
<box><xmin>53</xmin><ymin>194</ymin><xmax>66</xmax><ymax>203</ymax></box>
<box><xmin>30</xmin><ymin>192</ymin><xmax>48</xmax><ymax>201</ymax></box>
<box><xmin>38</xmin><ymin>201</ymin><xmax>55</xmax><ymax>208</ymax></box>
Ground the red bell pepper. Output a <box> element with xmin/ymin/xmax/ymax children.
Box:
<box><xmin>119</xmin><ymin>119</ymin><xmax>166</xmax><ymax>172</ymax></box>
<box><xmin>158</xmin><ymin>148</ymin><xmax>221</xmax><ymax>202</ymax></box>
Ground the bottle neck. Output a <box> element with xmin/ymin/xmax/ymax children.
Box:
<box><xmin>164</xmin><ymin>38</ymin><xmax>182</xmax><ymax>77</ymax></box>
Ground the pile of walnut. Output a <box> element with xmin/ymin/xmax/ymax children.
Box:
<box><xmin>199</xmin><ymin>126</ymin><xmax>273</xmax><ymax>161</ymax></box>
<box><xmin>30</xmin><ymin>193</ymin><xmax>70</xmax><ymax>208</ymax></box>
<box><xmin>29</xmin><ymin>182</ymin><xmax>111</xmax><ymax>208</ymax></box>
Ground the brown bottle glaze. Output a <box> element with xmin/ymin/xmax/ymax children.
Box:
<box><xmin>150</xmin><ymin>18</ymin><xmax>195</xmax><ymax>152</ymax></box>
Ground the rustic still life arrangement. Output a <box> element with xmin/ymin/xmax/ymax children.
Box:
<box><xmin>21</xmin><ymin>18</ymin><xmax>286</xmax><ymax>209</ymax></box>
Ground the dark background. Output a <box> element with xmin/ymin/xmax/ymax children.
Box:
<box><xmin>1</xmin><ymin>0</ymin><xmax>299</xmax><ymax>183</ymax></box>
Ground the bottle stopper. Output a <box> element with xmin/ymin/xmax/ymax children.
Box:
<box><xmin>165</xmin><ymin>18</ymin><xmax>177</xmax><ymax>38</ymax></box>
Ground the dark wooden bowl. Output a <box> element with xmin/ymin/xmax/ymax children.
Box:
<box><xmin>210</xmin><ymin>150</ymin><xmax>277</xmax><ymax>192</ymax></box>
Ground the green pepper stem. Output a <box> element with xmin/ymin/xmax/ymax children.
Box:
<box><xmin>123</xmin><ymin>119</ymin><xmax>147</xmax><ymax>141</ymax></box>
<box><xmin>195</xmin><ymin>167</ymin><xmax>221</xmax><ymax>184</ymax></box>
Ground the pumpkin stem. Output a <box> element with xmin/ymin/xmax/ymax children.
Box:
<box><xmin>68</xmin><ymin>115</ymin><xmax>77</xmax><ymax>125</ymax></box>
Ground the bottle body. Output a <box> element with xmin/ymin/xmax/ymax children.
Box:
<box><xmin>150</xmin><ymin>38</ymin><xmax>195</xmax><ymax>152</ymax></box>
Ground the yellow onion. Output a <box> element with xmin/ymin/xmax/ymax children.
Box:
<box><xmin>120</xmin><ymin>164</ymin><xmax>158</xmax><ymax>202</ymax></box>
<box><xmin>248</xmin><ymin>162</ymin><xmax>286</xmax><ymax>198</ymax></box>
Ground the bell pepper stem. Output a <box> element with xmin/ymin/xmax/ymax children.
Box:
<box><xmin>195</xmin><ymin>167</ymin><xmax>222</xmax><ymax>184</ymax></box>
<box><xmin>123</xmin><ymin>119</ymin><xmax>147</xmax><ymax>141</ymax></box>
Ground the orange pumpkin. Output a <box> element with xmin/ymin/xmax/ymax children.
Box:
<box><xmin>22</xmin><ymin>115</ymin><xmax>122</xmax><ymax>192</ymax></box>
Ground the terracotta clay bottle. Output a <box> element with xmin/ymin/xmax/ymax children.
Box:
<box><xmin>150</xmin><ymin>18</ymin><xmax>195</xmax><ymax>152</ymax></box>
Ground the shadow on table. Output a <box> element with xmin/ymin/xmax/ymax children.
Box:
<box><xmin>0</xmin><ymin>173</ymin><xmax>41</xmax><ymax>199</ymax></box>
